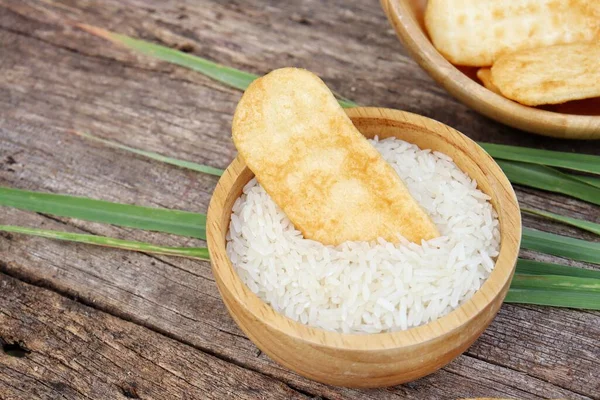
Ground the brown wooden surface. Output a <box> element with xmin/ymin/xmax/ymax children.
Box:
<box><xmin>0</xmin><ymin>0</ymin><xmax>598</xmax><ymax>399</ymax></box>
<box><xmin>0</xmin><ymin>274</ymin><xmax>308</xmax><ymax>400</ymax></box>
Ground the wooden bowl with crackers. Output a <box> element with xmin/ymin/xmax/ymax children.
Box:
<box><xmin>381</xmin><ymin>0</ymin><xmax>600</xmax><ymax>140</ymax></box>
<box><xmin>207</xmin><ymin>104</ymin><xmax>521</xmax><ymax>387</ymax></box>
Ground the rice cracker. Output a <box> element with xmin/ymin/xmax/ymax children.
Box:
<box><xmin>425</xmin><ymin>0</ymin><xmax>600</xmax><ymax>66</ymax></box>
<box><xmin>491</xmin><ymin>43</ymin><xmax>600</xmax><ymax>106</ymax></box>
<box><xmin>232</xmin><ymin>68</ymin><xmax>439</xmax><ymax>245</ymax></box>
<box><xmin>476</xmin><ymin>68</ymin><xmax>502</xmax><ymax>95</ymax></box>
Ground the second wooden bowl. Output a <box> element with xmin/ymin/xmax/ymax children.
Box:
<box><xmin>207</xmin><ymin>107</ymin><xmax>521</xmax><ymax>387</ymax></box>
<box><xmin>381</xmin><ymin>0</ymin><xmax>600</xmax><ymax>140</ymax></box>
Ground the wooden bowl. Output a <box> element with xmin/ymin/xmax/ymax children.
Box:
<box><xmin>380</xmin><ymin>0</ymin><xmax>600</xmax><ymax>140</ymax></box>
<box><xmin>207</xmin><ymin>107</ymin><xmax>521</xmax><ymax>387</ymax></box>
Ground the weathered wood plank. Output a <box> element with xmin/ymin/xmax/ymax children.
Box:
<box><xmin>0</xmin><ymin>273</ymin><xmax>309</xmax><ymax>399</ymax></box>
<box><xmin>0</xmin><ymin>0</ymin><xmax>599</xmax><ymax>399</ymax></box>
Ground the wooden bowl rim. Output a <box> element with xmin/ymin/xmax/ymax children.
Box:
<box><xmin>380</xmin><ymin>0</ymin><xmax>600</xmax><ymax>140</ymax></box>
<box><xmin>207</xmin><ymin>107</ymin><xmax>521</xmax><ymax>351</ymax></box>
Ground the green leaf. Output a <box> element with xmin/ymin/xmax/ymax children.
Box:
<box><xmin>567</xmin><ymin>174</ymin><xmax>600</xmax><ymax>189</ymax></box>
<box><xmin>0</xmin><ymin>225</ymin><xmax>209</xmax><ymax>260</ymax></box>
<box><xmin>331</xmin><ymin>92</ymin><xmax>358</xmax><ymax>108</ymax></box>
<box><xmin>522</xmin><ymin>208</ymin><xmax>600</xmax><ymax>236</ymax></box>
<box><xmin>0</xmin><ymin>187</ymin><xmax>206</xmax><ymax>240</ymax></box>
<box><xmin>516</xmin><ymin>259</ymin><xmax>600</xmax><ymax>279</ymax></box>
<box><xmin>71</xmin><ymin>130</ymin><xmax>224</xmax><ymax>176</ymax></box>
<box><xmin>480</xmin><ymin>143</ymin><xmax>600</xmax><ymax>174</ymax></box>
<box><xmin>505</xmin><ymin>287</ymin><xmax>600</xmax><ymax>310</ymax></box>
<box><xmin>496</xmin><ymin>160</ymin><xmax>600</xmax><ymax>205</ymax></box>
<box><xmin>522</xmin><ymin>227</ymin><xmax>600</xmax><ymax>265</ymax></box>
<box><xmin>336</xmin><ymin>98</ymin><xmax>358</xmax><ymax>108</ymax></box>
<box><xmin>78</xmin><ymin>24</ymin><xmax>257</xmax><ymax>91</ymax></box>
<box><xmin>510</xmin><ymin>261</ymin><xmax>600</xmax><ymax>310</ymax></box>
<box><xmin>511</xmin><ymin>274</ymin><xmax>600</xmax><ymax>293</ymax></box>
<box><xmin>78</xmin><ymin>24</ymin><xmax>356</xmax><ymax>108</ymax></box>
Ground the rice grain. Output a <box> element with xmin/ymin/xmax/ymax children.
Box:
<box><xmin>227</xmin><ymin>137</ymin><xmax>500</xmax><ymax>334</ymax></box>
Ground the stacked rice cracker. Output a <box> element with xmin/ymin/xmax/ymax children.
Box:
<box><xmin>425</xmin><ymin>0</ymin><xmax>600</xmax><ymax>106</ymax></box>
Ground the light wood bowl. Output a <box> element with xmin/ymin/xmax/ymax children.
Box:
<box><xmin>207</xmin><ymin>107</ymin><xmax>521</xmax><ymax>387</ymax></box>
<box><xmin>381</xmin><ymin>0</ymin><xmax>600</xmax><ymax>140</ymax></box>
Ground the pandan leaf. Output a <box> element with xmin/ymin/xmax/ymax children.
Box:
<box><xmin>516</xmin><ymin>259</ymin><xmax>600</xmax><ymax>279</ymax></box>
<box><xmin>496</xmin><ymin>161</ymin><xmax>600</xmax><ymax>206</ymax></box>
<box><xmin>0</xmin><ymin>187</ymin><xmax>206</xmax><ymax>239</ymax></box>
<box><xmin>522</xmin><ymin>227</ymin><xmax>600</xmax><ymax>265</ymax></box>
<box><xmin>71</xmin><ymin>130</ymin><xmax>224</xmax><ymax>176</ymax></box>
<box><xmin>0</xmin><ymin>225</ymin><xmax>209</xmax><ymax>260</ymax></box>
<box><xmin>522</xmin><ymin>208</ymin><xmax>600</xmax><ymax>236</ymax></box>
<box><xmin>481</xmin><ymin>142</ymin><xmax>600</xmax><ymax>175</ymax></box>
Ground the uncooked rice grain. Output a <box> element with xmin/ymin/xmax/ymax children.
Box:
<box><xmin>226</xmin><ymin>137</ymin><xmax>500</xmax><ymax>334</ymax></box>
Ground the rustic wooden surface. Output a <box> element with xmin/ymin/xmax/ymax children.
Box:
<box><xmin>0</xmin><ymin>0</ymin><xmax>598</xmax><ymax>399</ymax></box>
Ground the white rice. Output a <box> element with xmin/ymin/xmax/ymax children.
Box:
<box><xmin>226</xmin><ymin>137</ymin><xmax>500</xmax><ymax>334</ymax></box>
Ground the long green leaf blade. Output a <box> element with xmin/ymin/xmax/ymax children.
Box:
<box><xmin>78</xmin><ymin>24</ymin><xmax>356</xmax><ymax>108</ymax></box>
<box><xmin>481</xmin><ymin>143</ymin><xmax>600</xmax><ymax>174</ymax></box>
<box><xmin>522</xmin><ymin>227</ymin><xmax>600</xmax><ymax>264</ymax></box>
<box><xmin>496</xmin><ymin>160</ymin><xmax>600</xmax><ymax>205</ymax></box>
<box><xmin>0</xmin><ymin>225</ymin><xmax>209</xmax><ymax>260</ymax></box>
<box><xmin>78</xmin><ymin>24</ymin><xmax>257</xmax><ymax>91</ymax></box>
<box><xmin>510</xmin><ymin>261</ymin><xmax>600</xmax><ymax>310</ymax></box>
<box><xmin>336</xmin><ymin>98</ymin><xmax>358</xmax><ymax>108</ymax></box>
<box><xmin>0</xmin><ymin>187</ymin><xmax>206</xmax><ymax>239</ymax></box>
<box><xmin>72</xmin><ymin>130</ymin><xmax>224</xmax><ymax>176</ymax></box>
<box><xmin>511</xmin><ymin>274</ymin><xmax>600</xmax><ymax>293</ymax></box>
<box><xmin>567</xmin><ymin>174</ymin><xmax>600</xmax><ymax>189</ymax></box>
<box><xmin>505</xmin><ymin>287</ymin><xmax>600</xmax><ymax>310</ymax></box>
<box><xmin>522</xmin><ymin>208</ymin><xmax>600</xmax><ymax>236</ymax></box>
<box><xmin>516</xmin><ymin>259</ymin><xmax>600</xmax><ymax>279</ymax></box>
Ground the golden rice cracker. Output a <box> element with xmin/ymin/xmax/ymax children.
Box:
<box><xmin>491</xmin><ymin>43</ymin><xmax>600</xmax><ymax>106</ymax></box>
<box><xmin>425</xmin><ymin>0</ymin><xmax>600</xmax><ymax>67</ymax></box>
<box><xmin>476</xmin><ymin>68</ymin><xmax>502</xmax><ymax>95</ymax></box>
<box><xmin>232</xmin><ymin>68</ymin><xmax>439</xmax><ymax>246</ymax></box>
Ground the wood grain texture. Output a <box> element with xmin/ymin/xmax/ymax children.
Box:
<box><xmin>0</xmin><ymin>0</ymin><xmax>599</xmax><ymax>398</ymax></box>
<box><xmin>207</xmin><ymin>107</ymin><xmax>521</xmax><ymax>387</ymax></box>
<box><xmin>381</xmin><ymin>0</ymin><xmax>600</xmax><ymax>139</ymax></box>
<box><xmin>0</xmin><ymin>273</ymin><xmax>308</xmax><ymax>400</ymax></box>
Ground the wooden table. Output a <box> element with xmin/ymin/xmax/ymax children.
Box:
<box><xmin>1</xmin><ymin>1</ymin><xmax>598</xmax><ymax>399</ymax></box>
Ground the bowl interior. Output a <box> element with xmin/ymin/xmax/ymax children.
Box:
<box><xmin>382</xmin><ymin>0</ymin><xmax>600</xmax><ymax>139</ymax></box>
<box><xmin>208</xmin><ymin>107</ymin><xmax>521</xmax><ymax>351</ymax></box>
